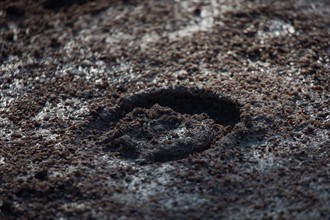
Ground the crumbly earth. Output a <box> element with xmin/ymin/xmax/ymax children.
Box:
<box><xmin>0</xmin><ymin>0</ymin><xmax>329</xmax><ymax>219</ymax></box>
<box><xmin>99</xmin><ymin>104</ymin><xmax>223</xmax><ymax>164</ymax></box>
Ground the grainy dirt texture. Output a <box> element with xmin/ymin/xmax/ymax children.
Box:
<box><xmin>0</xmin><ymin>0</ymin><xmax>329</xmax><ymax>219</ymax></box>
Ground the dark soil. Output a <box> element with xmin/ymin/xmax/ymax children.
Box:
<box><xmin>0</xmin><ymin>0</ymin><xmax>329</xmax><ymax>219</ymax></box>
<box><xmin>100</xmin><ymin>103</ymin><xmax>223</xmax><ymax>164</ymax></box>
<box><xmin>87</xmin><ymin>86</ymin><xmax>242</xmax><ymax>165</ymax></box>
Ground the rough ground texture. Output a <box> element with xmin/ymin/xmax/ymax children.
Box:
<box><xmin>0</xmin><ymin>0</ymin><xmax>329</xmax><ymax>219</ymax></box>
<box><xmin>100</xmin><ymin>103</ymin><xmax>222</xmax><ymax>164</ymax></box>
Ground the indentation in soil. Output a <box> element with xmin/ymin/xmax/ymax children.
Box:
<box><xmin>88</xmin><ymin>86</ymin><xmax>241</xmax><ymax>164</ymax></box>
<box><xmin>102</xmin><ymin>86</ymin><xmax>240</xmax><ymax>126</ymax></box>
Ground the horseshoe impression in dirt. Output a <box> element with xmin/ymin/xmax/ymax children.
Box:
<box><xmin>93</xmin><ymin>86</ymin><xmax>241</xmax><ymax>164</ymax></box>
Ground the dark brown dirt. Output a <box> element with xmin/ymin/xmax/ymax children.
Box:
<box><xmin>93</xmin><ymin>86</ymin><xmax>241</xmax><ymax>165</ymax></box>
<box><xmin>100</xmin><ymin>103</ymin><xmax>222</xmax><ymax>164</ymax></box>
<box><xmin>0</xmin><ymin>0</ymin><xmax>329</xmax><ymax>219</ymax></box>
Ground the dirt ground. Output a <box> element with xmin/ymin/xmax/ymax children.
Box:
<box><xmin>0</xmin><ymin>0</ymin><xmax>329</xmax><ymax>219</ymax></box>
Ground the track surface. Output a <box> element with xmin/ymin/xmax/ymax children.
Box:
<box><xmin>0</xmin><ymin>0</ymin><xmax>329</xmax><ymax>219</ymax></box>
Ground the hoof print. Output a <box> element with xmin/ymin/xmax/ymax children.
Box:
<box><xmin>92</xmin><ymin>86</ymin><xmax>241</xmax><ymax>164</ymax></box>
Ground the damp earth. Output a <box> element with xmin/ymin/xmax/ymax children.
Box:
<box><xmin>90</xmin><ymin>86</ymin><xmax>240</xmax><ymax>164</ymax></box>
<box><xmin>0</xmin><ymin>0</ymin><xmax>329</xmax><ymax>219</ymax></box>
<box><xmin>100</xmin><ymin>104</ymin><xmax>222</xmax><ymax>164</ymax></box>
